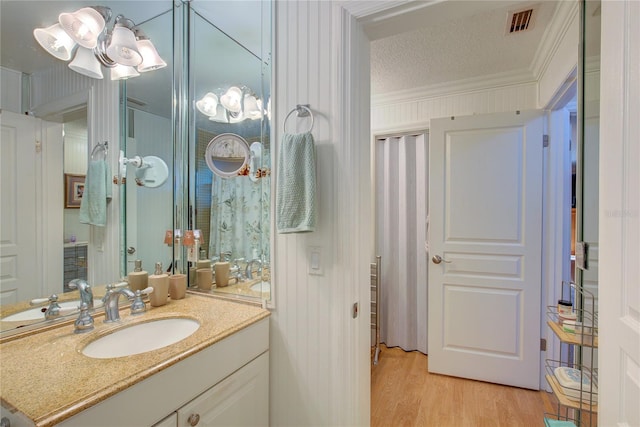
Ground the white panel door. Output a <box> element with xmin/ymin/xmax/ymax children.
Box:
<box><xmin>0</xmin><ymin>111</ymin><xmax>39</xmax><ymax>304</ymax></box>
<box><xmin>599</xmin><ymin>0</ymin><xmax>640</xmax><ymax>424</ymax></box>
<box><xmin>428</xmin><ymin>111</ymin><xmax>544</xmax><ymax>389</ymax></box>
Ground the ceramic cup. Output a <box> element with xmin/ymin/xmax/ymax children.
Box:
<box><xmin>169</xmin><ymin>274</ymin><xmax>187</xmax><ymax>300</ymax></box>
<box><xmin>149</xmin><ymin>278</ymin><xmax>169</xmax><ymax>307</ymax></box>
<box><xmin>197</xmin><ymin>268</ymin><xmax>213</xmax><ymax>290</ymax></box>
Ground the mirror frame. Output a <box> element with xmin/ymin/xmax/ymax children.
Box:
<box><xmin>204</xmin><ymin>133</ymin><xmax>251</xmax><ymax>178</ymax></box>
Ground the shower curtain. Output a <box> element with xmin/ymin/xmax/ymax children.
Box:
<box><xmin>208</xmin><ymin>174</ymin><xmax>270</xmax><ymax>262</ymax></box>
<box><xmin>376</xmin><ymin>133</ymin><xmax>428</xmax><ymax>354</ymax></box>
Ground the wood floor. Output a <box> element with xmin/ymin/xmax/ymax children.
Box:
<box><xmin>371</xmin><ymin>345</ymin><xmax>558</xmax><ymax>427</ymax></box>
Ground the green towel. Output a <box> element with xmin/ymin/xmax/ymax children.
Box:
<box><xmin>276</xmin><ymin>132</ymin><xmax>316</xmax><ymax>233</ymax></box>
<box><xmin>544</xmin><ymin>418</ymin><xmax>576</xmax><ymax>427</ymax></box>
<box><xmin>79</xmin><ymin>159</ymin><xmax>111</xmax><ymax>227</ymax></box>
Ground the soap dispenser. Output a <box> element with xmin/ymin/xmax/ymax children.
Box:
<box><xmin>148</xmin><ymin>262</ymin><xmax>169</xmax><ymax>306</ymax></box>
<box><xmin>128</xmin><ymin>260</ymin><xmax>148</xmax><ymax>292</ymax></box>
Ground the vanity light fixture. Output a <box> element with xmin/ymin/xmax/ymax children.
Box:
<box><xmin>136</xmin><ymin>30</ymin><xmax>167</xmax><ymax>72</ymax></box>
<box><xmin>33</xmin><ymin>6</ymin><xmax>166</xmax><ymax>81</ymax></box>
<box><xmin>33</xmin><ymin>23</ymin><xmax>76</xmax><ymax>61</ymax></box>
<box><xmin>110</xmin><ymin>64</ymin><xmax>140</xmax><ymax>81</ymax></box>
<box><xmin>106</xmin><ymin>16</ymin><xmax>142</xmax><ymax>66</ymax></box>
<box><xmin>68</xmin><ymin>46</ymin><xmax>104</xmax><ymax>79</ymax></box>
<box><xmin>196</xmin><ymin>92</ymin><xmax>219</xmax><ymax>116</ymax></box>
<box><xmin>197</xmin><ymin>86</ymin><xmax>266</xmax><ymax>123</ymax></box>
<box><xmin>58</xmin><ymin>6</ymin><xmax>109</xmax><ymax>49</ymax></box>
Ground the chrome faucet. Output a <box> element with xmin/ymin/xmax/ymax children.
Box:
<box><xmin>245</xmin><ymin>258</ymin><xmax>263</xmax><ymax>280</ymax></box>
<box><xmin>68</xmin><ymin>279</ymin><xmax>94</xmax><ymax>309</ymax></box>
<box><xmin>102</xmin><ymin>284</ymin><xmax>136</xmax><ymax>323</ymax></box>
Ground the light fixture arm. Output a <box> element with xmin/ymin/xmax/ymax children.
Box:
<box><xmin>90</xmin><ymin>6</ymin><xmax>113</xmax><ymax>25</ymax></box>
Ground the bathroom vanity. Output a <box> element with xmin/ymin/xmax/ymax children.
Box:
<box><xmin>0</xmin><ymin>293</ymin><xmax>270</xmax><ymax>427</ymax></box>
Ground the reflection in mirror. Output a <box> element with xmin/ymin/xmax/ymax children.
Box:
<box><xmin>122</xmin><ymin>6</ymin><xmax>173</xmax><ymax>280</ymax></box>
<box><xmin>189</xmin><ymin>1</ymin><xmax>272</xmax><ymax>301</ymax></box>
<box><xmin>576</xmin><ymin>0</ymin><xmax>601</xmax><ymax>308</ymax></box>
<box><xmin>205</xmin><ymin>133</ymin><xmax>250</xmax><ymax>177</ymax></box>
<box><xmin>0</xmin><ymin>1</ymin><xmax>172</xmax><ymax>334</ymax></box>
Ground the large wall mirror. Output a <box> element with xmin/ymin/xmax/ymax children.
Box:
<box><xmin>0</xmin><ymin>0</ymin><xmax>272</xmax><ymax>335</ymax></box>
<box><xmin>577</xmin><ymin>0</ymin><xmax>600</xmax><ymax>307</ymax></box>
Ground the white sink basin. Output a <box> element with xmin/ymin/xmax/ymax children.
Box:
<box><xmin>82</xmin><ymin>318</ymin><xmax>200</xmax><ymax>359</ymax></box>
<box><xmin>2</xmin><ymin>300</ymin><xmax>103</xmax><ymax>322</ymax></box>
<box><xmin>250</xmin><ymin>281</ymin><xmax>271</xmax><ymax>293</ymax></box>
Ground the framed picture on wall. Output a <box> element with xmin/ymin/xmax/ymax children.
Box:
<box><xmin>65</xmin><ymin>174</ymin><xmax>85</xmax><ymax>209</ymax></box>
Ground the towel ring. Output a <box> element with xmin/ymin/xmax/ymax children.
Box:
<box><xmin>91</xmin><ymin>141</ymin><xmax>108</xmax><ymax>160</ymax></box>
<box><xmin>284</xmin><ymin>104</ymin><xmax>314</xmax><ymax>134</ymax></box>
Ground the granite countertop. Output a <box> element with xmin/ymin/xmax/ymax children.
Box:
<box><xmin>0</xmin><ymin>292</ymin><xmax>270</xmax><ymax>427</ymax></box>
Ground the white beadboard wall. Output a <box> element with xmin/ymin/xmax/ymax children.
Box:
<box><xmin>371</xmin><ymin>82</ymin><xmax>538</xmax><ymax>133</ymax></box>
<box><xmin>31</xmin><ymin>62</ymin><xmax>120</xmax><ymax>286</ymax></box>
<box><xmin>272</xmin><ymin>1</ymin><xmax>371</xmax><ymax>425</ymax></box>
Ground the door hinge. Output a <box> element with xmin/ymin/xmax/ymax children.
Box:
<box><xmin>35</xmin><ymin>140</ymin><xmax>42</xmax><ymax>153</ymax></box>
<box><xmin>543</xmin><ymin>134</ymin><xmax>549</xmax><ymax>148</ymax></box>
<box><xmin>540</xmin><ymin>338</ymin><xmax>547</xmax><ymax>351</ymax></box>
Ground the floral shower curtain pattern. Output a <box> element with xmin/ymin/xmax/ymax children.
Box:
<box><xmin>209</xmin><ymin>173</ymin><xmax>270</xmax><ymax>262</ymax></box>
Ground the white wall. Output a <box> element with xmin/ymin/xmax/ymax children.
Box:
<box><xmin>271</xmin><ymin>2</ymin><xmax>371</xmax><ymax>425</ymax></box>
<box><xmin>0</xmin><ymin>66</ymin><xmax>22</xmax><ymax>113</ymax></box>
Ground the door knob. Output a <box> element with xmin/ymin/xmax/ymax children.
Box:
<box><xmin>432</xmin><ymin>255</ymin><xmax>451</xmax><ymax>264</ymax></box>
<box><xmin>127</xmin><ymin>246</ymin><xmax>136</xmax><ymax>255</ymax></box>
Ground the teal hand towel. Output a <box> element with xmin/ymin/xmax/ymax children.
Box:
<box><xmin>276</xmin><ymin>132</ymin><xmax>316</xmax><ymax>233</ymax></box>
<box><xmin>79</xmin><ymin>159</ymin><xmax>111</xmax><ymax>227</ymax></box>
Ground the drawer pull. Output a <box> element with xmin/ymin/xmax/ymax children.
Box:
<box><xmin>188</xmin><ymin>413</ymin><xmax>200</xmax><ymax>426</ymax></box>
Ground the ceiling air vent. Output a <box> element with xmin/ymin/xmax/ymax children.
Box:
<box><xmin>506</xmin><ymin>7</ymin><xmax>536</xmax><ymax>34</ymax></box>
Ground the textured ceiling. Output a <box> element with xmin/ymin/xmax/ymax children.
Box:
<box><xmin>370</xmin><ymin>1</ymin><xmax>559</xmax><ymax>95</ymax></box>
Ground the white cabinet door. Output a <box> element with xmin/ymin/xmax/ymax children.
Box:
<box><xmin>177</xmin><ymin>352</ymin><xmax>268</xmax><ymax>427</ymax></box>
<box><xmin>153</xmin><ymin>413</ymin><xmax>177</xmax><ymax>427</ymax></box>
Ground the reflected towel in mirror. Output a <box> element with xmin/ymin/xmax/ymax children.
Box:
<box><xmin>79</xmin><ymin>159</ymin><xmax>112</xmax><ymax>227</ymax></box>
<box><xmin>276</xmin><ymin>131</ymin><xmax>316</xmax><ymax>233</ymax></box>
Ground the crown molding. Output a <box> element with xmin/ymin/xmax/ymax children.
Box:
<box><xmin>530</xmin><ymin>0</ymin><xmax>579</xmax><ymax>80</ymax></box>
<box><xmin>372</xmin><ymin>68</ymin><xmax>536</xmax><ymax>106</ymax></box>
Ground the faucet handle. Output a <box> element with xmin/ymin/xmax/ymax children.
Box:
<box><xmin>130</xmin><ymin>287</ymin><xmax>152</xmax><ymax>315</ymax></box>
<box><xmin>74</xmin><ymin>302</ymin><xmax>94</xmax><ymax>334</ymax></box>
<box><xmin>30</xmin><ymin>294</ymin><xmax>57</xmax><ymax>306</ymax></box>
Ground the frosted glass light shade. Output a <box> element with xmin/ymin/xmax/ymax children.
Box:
<box><xmin>33</xmin><ymin>23</ymin><xmax>76</xmax><ymax>61</ymax></box>
<box><xmin>110</xmin><ymin>64</ymin><xmax>140</xmax><ymax>80</ymax></box>
<box><xmin>196</xmin><ymin>93</ymin><xmax>219</xmax><ymax>117</ymax></box>
<box><xmin>59</xmin><ymin>7</ymin><xmax>105</xmax><ymax>49</ymax></box>
<box><xmin>107</xmin><ymin>26</ymin><xmax>142</xmax><ymax>66</ymax></box>
<box><xmin>136</xmin><ymin>39</ymin><xmax>166</xmax><ymax>72</ymax></box>
<box><xmin>68</xmin><ymin>47</ymin><xmax>103</xmax><ymax>79</ymax></box>
<box><xmin>244</xmin><ymin>95</ymin><xmax>263</xmax><ymax>120</ymax></box>
<box><xmin>220</xmin><ymin>87</ymin><xmax>243</xmax><ymax>113</ymax></box>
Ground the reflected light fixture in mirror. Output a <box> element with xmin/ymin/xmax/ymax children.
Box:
<box><xmin>196</xmin><ymin>86</ymin><xmax>265</xmax><ymax>124</ymax></box>
<box><xmin>33</xmin><ymin>6</ymin><xmax>166</xmax><ymax>81</ymax></box>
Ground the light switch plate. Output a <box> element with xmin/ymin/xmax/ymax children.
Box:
<box><xmin>308</xmin><ymin>246</ymin><xmax>324</xmax><ymax>276</ymax></box>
